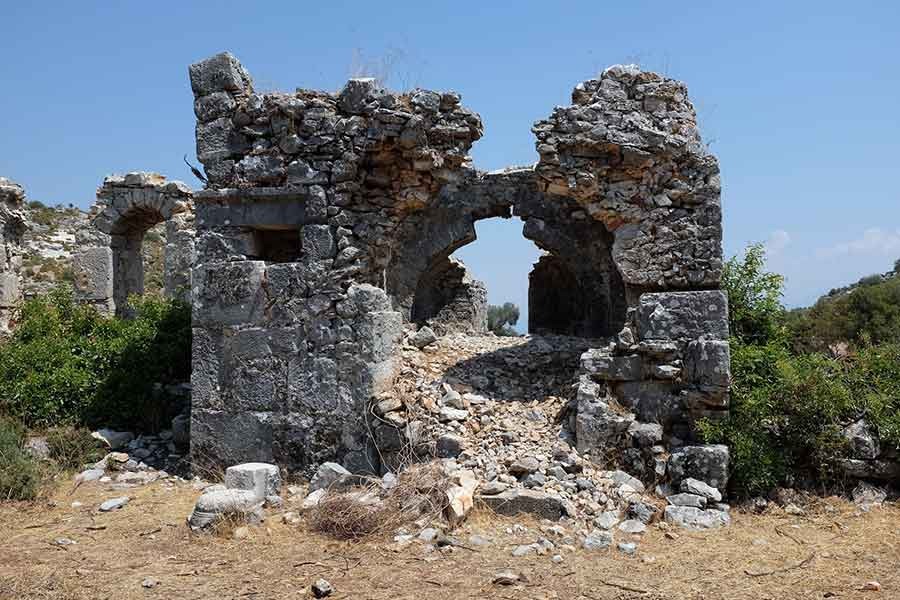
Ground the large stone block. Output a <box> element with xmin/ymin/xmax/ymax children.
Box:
<box><xmin>683</xmin><ymin>340</ymin><xmax>731</xmax><ymax>387</ymax></box>
<box><xmin>0</xmin><ymin>272</ymin><xmax>20</xmax><ymax>307</ymax></box>
<box><xmin>638</xmin><ymin>291</ymin><xmax>729</xmax><ymax>341</ymax></box>
<box><xmin>224</xmin><ymin>463</ymin><xmax>281</xmax><ymax>499</ymax></box>
<box><xmin>189</xmin><ymin>52</ymin><xmax>252</xmax><ymax>96</ymax></box>
<box><xmin>581</xmin><ymin>350</ymin><xmax>642</xmax><ymax>381</ymax></box>
<box><xmin>72</xmin><ymin>246</ymin><xmax>113</xmax><ymax>302</ymax></box>
<box><xmin>668</xmin><ymin>444</ymin><xmax>729</xmax><ymax>492</ymax></box>
<box><xmin>192</xmin><ymin>261</ymin><xmax>266</xmax><ymax>326</ymax></box>
<box><xmin>190</xmin><ymin>410</ymin><xmax>274</xmax><ymax>468</ymax></box>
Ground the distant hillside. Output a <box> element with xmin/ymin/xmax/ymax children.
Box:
<box><xmin>787</xmin><ymin>261</ymin><xmax>900</xmax><ymax>352</ymax></box>
<box><xmin>21</xmin><ymin>201</ymin><xmax>166</xmax><ymax>299</ymax></box>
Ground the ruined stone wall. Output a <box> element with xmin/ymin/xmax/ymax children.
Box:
<box><xmin>73</xmin><ymin>172</ymin><xmax>194</xmax><ymax>315</ymax></box>
<box><xmin>0</xmin><ymin>178</ymin><xmax>26</xmax><ymax>333</ymax></box>
<box><xmin>188</xmin><ymin>53</ymin><xmax>728</xmax><ymax>475</ymax></box>
<box><xmin>411</xmin><ymin>256</ymin><xmax>487</xmax><ymax>335</ymax></box>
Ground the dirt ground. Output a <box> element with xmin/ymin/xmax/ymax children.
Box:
<box><xmin>1</xmin><ymin>477</ymin><xmax>897</xmax><ymax>600</ymax></box>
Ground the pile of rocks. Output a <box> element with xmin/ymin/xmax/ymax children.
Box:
<box><xmin>364</xmin><ymin>332</ymin><xmax>730</xmax><ymax>549</ymax></box>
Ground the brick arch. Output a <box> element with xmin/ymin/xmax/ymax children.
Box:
<box><xmin>73</xmin><ymin>172</ymin><xmax>194</xmax><ymax>316</ymax></box>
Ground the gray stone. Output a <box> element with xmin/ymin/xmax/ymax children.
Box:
<box><xmin>628</xmin><ymin>502</ymin><xmax>658</xmax><ymax>524</ymax></box>
<box><xmin>852</xmin><ymin>482</ymin><xmax>886</xmax><ymax>508</ymax></box>
<box><xmin>224</xmin><ymin>463</ymin><xmax>281</xmax><ymax>499</ymax></box>
<box><xmin>439</xmin><ymin>407</ymin><xmax>469</xmax><ymax>422</ymax></box>
<box><xmin>664</xmin><ymin>505</ymin><xmax>731</xmax><ymax>530</ymax></box>
<box><xmin>668</xmin><ymin>445</ymin><xmax>729</xmax><ymax>492</ymax></box>
<box><xmin>309</xmin><ymin>462</ymin><xmax>352</xmax><ymax>492</ymax></box>
<box><xmin>680</xmin><ymin>478</ymin><xmax>722</xmax><ymax>502</ymax></box>
<box><xmin>92</xmin><ymin>429</ymin><xmax>134</xmax><ymax>451</ymax></box>
<box><xmin>188</xmin><ymin>489</ymin><xmax>264</xmax><ymax>531</ymax></box>
<box><xmin>508</xmin><ymin>457</ymin><xmax>540</xmax><ymax>476</ymax></box>
<box><xmin>608</xmin><ymin>470</ymin><xmax>645</xmax><ymax>494</ymax></box>
<box><xmin>666</xmin><ymin>493</ymin><xmax>706</xmax><ymax>508</ymax></box>
<box><xmin>582</xmin><ymin>530</ymin><xmax>613</xmax><ymax>550</ymax></box>
<box><xmin>435</xmin><ymin>434</ymin><xmax>465</xmax><ymax>458</ymax></box>
<box><xmin>628</xmin><ymin>422</ymin><xmax>663</xmax><ymax>447</ymax></box>
<box><xmin>617</xmin><ymin>542</ymin><xmax>637</xmax><ymax>555</ymax></box>
<box><xmin>594</xmin><ymin>510</ymin><xmax>620</xmax><ymax>530</ymax></box>
<box><xmin>479</xmin><ymin>481</ymin><xmax>507</xmax><ymax>495</ymax></box>
<box><xmin>842</xmin><ymin>420</ymin><xmax>880</xmax><ymax>460</ymax></box>
<box><xmin>637</xmin><ymin>291</ymin><xmax>729</xmax><ymax>341</ymax></box>
<box><xmin>478</xmin><ymin>489</ymin><xmax>569</xmax><ymax>520</ymax></box>
<box><xmin>312</xmin><ymin>578</ymin><xmax>334</xmax><ymax>598</ymax></box>
<box><xmin>617</xmin><ymin>519</ymin><xmax>646</xmax><ymax>534</ymax></box>
<box><xmin>99</xmin><ymin>496</ymin><xmax>130</xmax><ymax>512</ymax></box>
<box><xmin>410</xmin><ymin>326</ymin><xmax>438</xmax><ymax>349</ymax></box>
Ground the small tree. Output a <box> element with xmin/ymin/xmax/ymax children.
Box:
<box><xmin>721</xmin><ymin>243</ymin><xmax>785</xmax><ymax>345</ymax></box>
<box><xmin>487</xmin><ymin>303</ymin><xmax>520</xmax><ymax>336</ymax></box>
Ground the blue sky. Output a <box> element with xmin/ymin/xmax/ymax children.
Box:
<box><xmin>2</xmin><ymin>2</ymin><xmax>898</xmax><ymax>323</ymax></box>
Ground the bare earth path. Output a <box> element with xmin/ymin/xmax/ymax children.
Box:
<box><xmin>1</xmin><ymin>478</ymin><xmax>898</xmax><ymax>600</ymax></box>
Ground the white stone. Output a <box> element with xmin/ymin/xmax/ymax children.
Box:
<box><xmin>224</xmin><ymin>462</ymin><xmax>281</xmax><ymax>499</ymax></box>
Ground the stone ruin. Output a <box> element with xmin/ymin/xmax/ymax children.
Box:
<box><xmin>0</xmin><ymin>178</ymin><xmax>26</xmax><ymax>334</ymax></box>
<box><xmin>73</xmin><ymin>172</ymin><xmax>195</xmax><ymax>316</ymax></box>
<box><xmin>184</xmin><ymin>52</ymin><xmax>731</xmax><ymax>478</ymax></box>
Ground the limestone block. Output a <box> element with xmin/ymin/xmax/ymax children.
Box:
<box><xmin>0</xmin><ymin>272</ymin><xmax>19</xmax><ymax>307</ymax></box>
<box><xmin>192</xmin><ymin>261</ymin><xmax>266</xmax><ymax>326</ymax></box>
<box><xmin>683</xmin><ymin>340</ymin><xmax>731</xmax><ymax>387</ymax></box>
<box><xmin>637</xmin><ymin>291</ymin><xmax>729</xmax><ymax>341</ymax></box>
<box><xmin>668</xmin><ymin>445</ymin><xmax>729</xmax><ymax>492</ymax></box>
<box><xmin>189</xmin><ymin>52</ymin><xmax>252</xmax><ymax>97</ymax></box>
<box><xmin>72</xmin><ymin>246</ymin><xmax>113</xmax><ymax>302</ymax></box>
<box><xmin>224</xmin><ymin>463</ymin><xmax>281</xmax><ymax>499</ymax></box>
<box><xmin>581</xmin><ymin>350</ymin><xmax>642</xmax><ymax>381</ymax></box>
<box><xmin>477</xmin><ymin>489</ymin><xmax>570</xmax><ymax>520</ymax></box>
<box><xmin>190</xmin><ymin>410</ymin><xmax>274</xmax><ymax>468</ymax></box>
<box><xmin>188</xmin><ymin>489</ymin><xmax>264</xmax><ymax>531</ymax></box>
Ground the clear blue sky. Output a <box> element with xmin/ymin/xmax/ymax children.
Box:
<box><xmin>2</xmin><ymin>2</ymin><xmax>898</xmax><ymax>323</ymax></box>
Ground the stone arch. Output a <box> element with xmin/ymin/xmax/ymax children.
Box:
<box><xmin>73</xmin><ymin>172</ymin><xmax>194</xmax><ymax>316</ymax></box>
<box><xmin>386</xmin><ymin>168</ymin><xmax>628</xmax><ymax>338</ymax></box>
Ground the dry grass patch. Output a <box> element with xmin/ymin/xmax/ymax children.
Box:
<box><xmin>309</xmin><ymin>461</ymin><xmax>451</xmax><ymax>539</ymax></box>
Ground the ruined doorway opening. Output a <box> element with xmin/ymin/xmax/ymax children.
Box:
<box><xmin>411</xmin><ymin>215</ymin><xmax>627</xmax><ymax>338</ymax></box>
<box><xmin>110</xmin><ymin>208</ymin><xmax>167</xmax><ymax>315</ymax></box>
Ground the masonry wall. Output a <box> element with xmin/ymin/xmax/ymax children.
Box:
<box><xmin>188</xmin><ymin>53</ymin><xmax>729</xmax><ymax>475</ymax></box>
<box><xmin>0</xmin><ymin>178</ymin><xmax>26</xmax><ymax>333</ymax></box>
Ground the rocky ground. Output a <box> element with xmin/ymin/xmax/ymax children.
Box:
<box><xmin>375</xmin><ymin>332</ymin><xmax>732</xmax><ymax>545</ymax></box>
<box><xmin>1</xmin><ymin>473</ymin><xmax>897</xmax><ymax>599</ymax></box>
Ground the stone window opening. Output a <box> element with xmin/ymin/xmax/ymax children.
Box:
<box><xmin>248</xmin><ymin>227</ymin><xmax>302</xmax><ymax>263</ymax></box>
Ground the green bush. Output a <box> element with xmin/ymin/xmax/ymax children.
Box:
<box><xmin>488</xmin><ymin>302</ymin><xmax>520</xmax><ymax>336</ymax></box>
<box><xmin>46</xmin><ymin>426</ymin><xmax>104</xmax><ymax>470</ymax></box>
<box><xmin>0</xmin><ymin>286</ymin><xmax>191</xmax><ymax>432</ymax></box>
<box><xmin>0</xmin><ymin>417</ymin><xmax>42</xmax><ymax>501</ymax></box>
<box><xmin>702</xmin><ymin>245</ymin><xmax>900</xmax><ymax>497</ymax></box>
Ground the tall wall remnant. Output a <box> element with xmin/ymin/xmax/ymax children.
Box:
<box><xmin>73</xmin><ymin>172</ymin><xmax>194</xmax><ymax>316</ymax></box>
<box><xmin>188</xmin><ymin>53</ymin><xmax>729</xmax><ymax>475</ymax></box>
<box><xmin>0</xmin><ymin>178</ymin><xmax>26</xmax><ymax>333</ymax></box>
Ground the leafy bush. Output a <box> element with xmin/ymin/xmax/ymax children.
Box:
<box><xmin>721</xmin><ymin>243</ymin><xmax>785</xmax><ymax>344</ymax></box>
<box><xmin>702</xmin><ymin>245</ymin><xmax>900</xmax><ymax>497</ymax></box>
<box><xmin>46</xmin><ymin>426</ymin><xmax>104</xmax><ymax>470</ymax></box>
<box><xmin>0</xmin><ymin>417</ymin><xmax>42</xmax><ymax>501</ymax></box>
<box><xmin>0</xmin><ymin>286</ymin><xmax>191</xmax><ymax>432</ymax></box>
<box><xmin>487</xmin><ymin>302</ymin><xmax>520</xmax><ymax>336</ymax></box>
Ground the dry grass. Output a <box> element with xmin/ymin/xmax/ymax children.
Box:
<box><xmin>309</xmin><ymin>461</ymin><xmax>451</xmax><ymax>540</ymax></box>
<box><xmin>1</xmin><ymin>474</ymin><xmax>899</xmax><ymax>599</ymax></box>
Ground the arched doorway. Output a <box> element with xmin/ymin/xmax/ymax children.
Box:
<box><xmin>73</xmin><ymin>172</ymin><xmax>194</xmax><ymax>316</ymax></box>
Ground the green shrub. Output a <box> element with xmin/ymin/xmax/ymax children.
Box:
<box><xmin>0</xmin><ymin>418</ymin><xmax>42</xmax><ymax>501</ymax></box>
<box><xmin>706</xmin><ymin>244</ymin><xmax>900</xmax><ymax>497</ymax></box>
<box><xmin>488</xmin><ymin>302</ymin><xmax>520</xmax><ymax>336</ymax></box>
<box><xmin>0</xmin><ymin>286</ymin><xmax>191</xmax><ymax>432</ymax></box>
<box><xmin>46</xmin><ymin>426</ymin><xmax>104</xmax><ymax>470</ymax></box>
